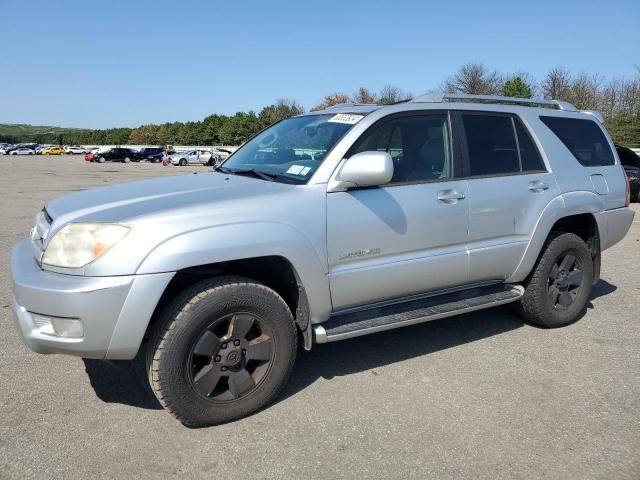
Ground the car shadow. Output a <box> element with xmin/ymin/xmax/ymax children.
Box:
<box><xmin>83</xmin><ymin>354</ymin><xmax>162</xmax><ymax>410</ymax></box>
<box><xmin>82</xmin><ymin>280</ymin><xmax>617</xmax><ymax>410</ymax></box>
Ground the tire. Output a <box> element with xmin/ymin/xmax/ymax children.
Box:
<box><xmin>123</xmin><ymin>157</ymin><xmax>131</xmax><ymax>163</ymax></box>
<box><xmin>98</xmin><ymin>156</ymin><xmax>106</xmax><ymax>163</ymax></box>
<box><xmin>179</xmin><ymin>159</ymin><xmax>187</xmax><ymax>166</ymax></box>
<box><xmin>517</xmin><ymin>232</ymin><xmax>594</xmax><ymax>328</ymax></box>
<box><xmin>147</xmin><ymin>276</ymin><xmax>297</xmax><ymax>427</ymax></box>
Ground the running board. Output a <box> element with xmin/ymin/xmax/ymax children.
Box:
<box><xmin>314</xmin><ymin>284</ymin><xmax>524</xmax><ymax>344</ymax></box>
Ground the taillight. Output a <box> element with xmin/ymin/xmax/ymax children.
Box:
<box><xmin>623</xmin><ymin>165</ymin><xmax>630</xmax><ymax>207</ymax></box>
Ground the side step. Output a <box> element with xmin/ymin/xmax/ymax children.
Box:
<box><xmin>314</xmin><ymin>284</ymin><xmax>524</xmax><ymax>343</ymax></box>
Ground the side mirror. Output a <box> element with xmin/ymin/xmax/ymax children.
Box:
<box><xmin>332</xmin><ymin>151</ymin><xmax>393</xmax><ymax>191</ymax></box>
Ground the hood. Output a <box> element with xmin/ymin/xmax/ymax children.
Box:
<box><xmin>45</xmin><ymin>171</ymin><xmax>293</xmax><ymax>227</ymax></box>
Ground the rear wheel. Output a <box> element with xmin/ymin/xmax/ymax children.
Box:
<box><xmin>124</xmin><ymin>156</ymin><xmax>131</xmax><ymax>163</ymax></box>
<box><xmin>147</xmin><ymin>276</ymin><xmax>297</xmax><ymax>427</ymax></box>
<box><xmin>518</xmin><ymin>232</ymin><xmax>593</xmax><ymax>328</ymax></box>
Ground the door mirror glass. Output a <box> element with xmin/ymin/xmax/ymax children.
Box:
<box><xmin>337</xmin><ymin>151</ymin><xmax>393</xmax><ymax>189</ymax></box>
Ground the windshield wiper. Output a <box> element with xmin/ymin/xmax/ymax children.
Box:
<box><xmin>222</xmin><ymin>168</ymin><xmax>276</xmax><ymax>181</ymax></box>
<box><xmin>214</xmin><ymin>166</ymin><xmax>304</xmax><ymax>184</ymax></box>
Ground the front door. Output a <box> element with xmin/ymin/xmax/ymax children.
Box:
<box><xmin>326</xmin><ymin>111</ymin><xmax>470</xmax><ymax>310</ymax></box>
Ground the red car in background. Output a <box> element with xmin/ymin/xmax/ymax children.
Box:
<box><xmin>84</xmin><ymin>152</ymin><xmax>94</xmax><ymax>162</ymax></box>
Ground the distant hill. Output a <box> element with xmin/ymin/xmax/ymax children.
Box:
<box><xmin>0</xmin><ymin>123</ymin><xmax>86</xmax><ymax>137</ymax></box>
<box><xmin>0</xmin><ymin>123</ymin><xmax>131</xmax><ymax>145</ymax></box>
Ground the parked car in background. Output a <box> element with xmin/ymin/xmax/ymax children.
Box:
<box><xmin>622</xmin><ymin>165</ymin><xmax>640</xmax><ymax>202</ymax></box>
<box><xmin>9</xmin><ymin>148</ymin><xmax>36</xmax><ymax>155</ymax></box>
<box><xmin>616</xmin><ymin>145</ymin><xmax>640</xmax><ymax>202</ymax></box>
<box><xmin>91</xmin><ymin>147</ymin><xmax>137</xmax><ymax>163</ymax></box>
<box><xmin>84</xmin><ymin>152</ymin><xmax>94</xmax><ymax>162</ymax></box>
<box><xmin>0</xmin><ymin>146</ymin><xmax>11</xmax><ymax>154</ymax></box>
<box><xmin>8</xmin><ymin>143</ymin><xmax>39</xmax><ymax>153</ymax></box>
<box><xmin>135</xmin><ymin>147</ymin><xmax>164</xmax><ymax>162</ymax></box>
<box><xmin>65</xmin><ymin>146</ymin><xmax>87</xmax><ymax>154</ymax></box>
<box><xmin>167</xmin><ymin>149</ymin><xmax>212</xmax><ymax>166</ymax></box>
<box><xmin>41</xmin><ymin>146</ymin><xmax>65</xmax><ymax>155</ymax></box>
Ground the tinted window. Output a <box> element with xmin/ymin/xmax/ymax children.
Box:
<box><xmin>463</xmin><ymin>114</ymin><xmax>519</xmax><ymax>176</ymax></box>
<box><xmin>352</xmin><ymin>113</ymin><xmax>452</xmax><ymax>183</ymax></box>
<box><xmin>514</xmin><ymin>119</ymin><xmax>545</xmax><ymax>171</ymax></box>
<box><xmin>540</xmin><ymin>116</ymin><xmax>614</xmax><ymax>166</ymax></box>
<box><xmin>616</xmin><ymin>146</ymin><xmax>640</xmax><ymax>168</ymax></box>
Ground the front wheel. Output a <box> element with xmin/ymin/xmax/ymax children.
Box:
<box><xmin>179</xmin><ymin>159</ymin><xmax>187</xmax><ymax>166</ymax></box>
<box><xmin>98</xmin><ymin>156</ymin><xmax>106</xmax><ymax>163</ymax></box>
<box><xmin>518</xmin><ymin>232</ymin><xmax>594</xmax><ymax>328</ymax></box>
<box><xmin>147</xmin><ymin>276</ymin><xmax>297</xmax><ymax>427</ymax></box>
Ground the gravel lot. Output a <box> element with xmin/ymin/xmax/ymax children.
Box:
<box><xmin>1</xmin><ymin>155</ymin><xmax>639</xmax><ymax>479</ymax></box>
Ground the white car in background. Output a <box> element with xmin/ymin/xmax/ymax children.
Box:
<box><xmin>9</xmin><ymin>148</ymin><xmax>36</xmax><ymax>155</ymax></box>
<box><xmin>168</xmin><ymin>150</ymin><xmax>212</xmax><ymax>166</ymax></box>
<box><xmin>65</xmin><ymin>145</ymin><xmax>86</xmax><ymax>154</ymax></box>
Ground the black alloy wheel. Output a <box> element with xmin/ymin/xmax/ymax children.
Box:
<box><xmin>547</xmin><ymin>251</ymin><xmax>584</xmax><ymax>310</ymax></box>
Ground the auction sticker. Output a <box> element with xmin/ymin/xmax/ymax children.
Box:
<box><xmin>286</xmin><ymin>165</ymin><xmax>305</xmax><ymax>175</ymax></box>
<box><xmin>328</xmin><ymin>113</ymin><xmax>364</xmax><ymax>124</ymax></box>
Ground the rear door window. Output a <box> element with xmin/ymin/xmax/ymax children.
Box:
<box><xmin>540</xmin><ymin>116</ymin><xmax>615</xmax><ymax>166</ymax></box>
<box><xmin>461</xmin><ymin>114</ymin><xmax>520</xmax><ymax>176</ymax></box>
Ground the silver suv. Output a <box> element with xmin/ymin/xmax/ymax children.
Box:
<box><xmin>11</xmin><ymin>93</ymin><xmax>635</xmax><ymax>426</ymax></box>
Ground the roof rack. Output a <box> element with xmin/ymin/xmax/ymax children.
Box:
<box><xmin>410</xmin><ymin>93</ymin><xmax>578</xmax><ymax>111</ymax></box>
<box><xmin>325</xmin><ymin>102</ymin><xmax>378</xmax><ymax>109</ymax></box>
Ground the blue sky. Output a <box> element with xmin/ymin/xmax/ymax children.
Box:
<box><xmin>1</xmin><ymin>0</ymin><xmax>638</xmax><ymax>128</ymax></box>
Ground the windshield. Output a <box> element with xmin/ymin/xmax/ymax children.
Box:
<box><xmin>220</xmin><ymin>114</ymin><xmax>360</xmax><ymax>183</ymax></box>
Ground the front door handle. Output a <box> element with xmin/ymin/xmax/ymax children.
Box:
<box><xmin>437</xmin><ymin>190</ymin><xmax>466</xmax><ymax>203</ymax></box>
<box><xmin>528</xmin><ymin>180</ymin><xmax>549</xmax><ymax>192</ymax></box>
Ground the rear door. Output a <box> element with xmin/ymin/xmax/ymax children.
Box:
<box><xmin>326</xmin><ymin>111</ymin><xmax>470</xmax><ymax>310</ymax></box>
<box><xmin>454</xmin><ymin>111</ymin><xmax>559</xmax><ymax>282</ymax></box>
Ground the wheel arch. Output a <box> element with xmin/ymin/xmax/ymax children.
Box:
<box><xmin>508</xmin><ymin>191</ymin><xmax>603</xmax><ymax>284</ymax></box>
<box><xmin>144</xmin><ymin>255</ymin><xmax>314</xmax><ymax>350</ymax></box>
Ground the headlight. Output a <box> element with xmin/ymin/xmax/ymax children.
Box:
<box><xmin>41</xmin><ymin>223</ymin><xmax>130</xmax><ymax>268</ymax></box>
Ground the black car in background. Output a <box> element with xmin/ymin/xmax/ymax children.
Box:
<box><xmin>616</xmin><ymin>145</ymin><xmax>640</xmax><ymax>202</ymax></box>
<box><xmin>92</xmin><ymin>147</ymin><xmax>137</xmax><ymax>163</ymax></box>
<box><xmin>135</xmin><ymin>147</ymin><xmax>164</xmax><ymax>162</ymax></box>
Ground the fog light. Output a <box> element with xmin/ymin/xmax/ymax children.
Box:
<box><xmin>31</xmin><ymin>313</ymin><xmax>83</xmax><ymax>338</ymax></box>
<box><xmin>31</xmin><ymin>313</ymin><xmax>55</xmax><ymax>335</ymax></box>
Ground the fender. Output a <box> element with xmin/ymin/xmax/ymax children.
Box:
<box><xmin>136</xmin><ymin>221</ymin><xmax>332</xmax><ymax>325</ymax></box>
<box><xmin>507</xmin><ymin>191</ymin><xmax>605</xmax><ymax>283</ymax></box>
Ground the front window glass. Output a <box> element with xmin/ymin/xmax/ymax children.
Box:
<box><xmin>351</xmin><ymin>113</ymin><xmax>452</xmax><ymax>183</ymax></box>
<box><xmin>221</xmin><ymin>114</ymin><xmax>357</xmax><ymax>183</ymax></box>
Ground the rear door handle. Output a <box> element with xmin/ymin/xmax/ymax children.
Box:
<box><xmin>528</xmin><ymin>180</ymin><xmax>549</xmax><ymax>192</ymax></box>
<box><xmin>437</xmin><ymin>190</ymin><xmax>466</xmax><ymax>203</ymax></box>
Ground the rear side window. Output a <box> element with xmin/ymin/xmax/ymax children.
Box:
<box><xmin>462</xmin><ymin>114</ymin><xmax>520</xmax><ymax>176</ymax></box>
<box><xmin>514</xmin><ymin>119</ymin><xmax>545</xmax><ymax>171</ymax></box>
<box><xmin>540</xmin><ymin>116</ymin><xmax>614</xmax><ymax>166</ymax></box>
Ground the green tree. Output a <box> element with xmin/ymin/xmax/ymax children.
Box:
<box><xmin>502</xmin><ymin>76</ymin><xmax>533</xmax><ymax>98</ymax></box>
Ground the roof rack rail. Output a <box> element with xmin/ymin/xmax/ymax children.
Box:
<box><xmin>410</xmin><ymin>93</ymin><xmax>578</xmax><ymax>111</ymax></box>
<box><xmin>325</xmin><ymin>102</ymin><xmax>378</xmax><ymax>109</ymax></box>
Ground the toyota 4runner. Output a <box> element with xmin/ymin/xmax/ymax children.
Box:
<box><xmin>11</xmin><ymin>93</ymin><xmax>635</xmax><ymax>426</ymax></box>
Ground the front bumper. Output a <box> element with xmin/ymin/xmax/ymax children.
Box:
<box><xmin>11</xmin><ymin>240</ymin><xmax>174</xmax><ymax>359</ymax></box>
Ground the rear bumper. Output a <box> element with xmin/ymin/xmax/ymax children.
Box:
<box><xmin>594</xmin><ymin>207</ymin><xmax>635</xmax><ymax>250</ymax></box>
<box><xmin>11</xmin><ymin>240</ymin><xmax>174</xmax><ymax>359</ymax></box>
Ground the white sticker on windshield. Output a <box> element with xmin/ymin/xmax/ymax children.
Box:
<box><xmin>300</xmin><ymin>166</ymin><xmax>311</xmax><ymax>175</ymax></box>
<box><xmin>328</xmin><ymin>113</ymin><xmax>364</xmax><ymax>124</ymax></box>
<box><xmin>286</xmin><ymin>165</ymin><xmax>305</xmax><ymax>175</ymax></box>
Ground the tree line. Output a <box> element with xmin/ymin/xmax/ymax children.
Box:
<box><xmin>2</xmin><ymin>64</ymin><xmax>639</xmax><ymax>147</ymax></box>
